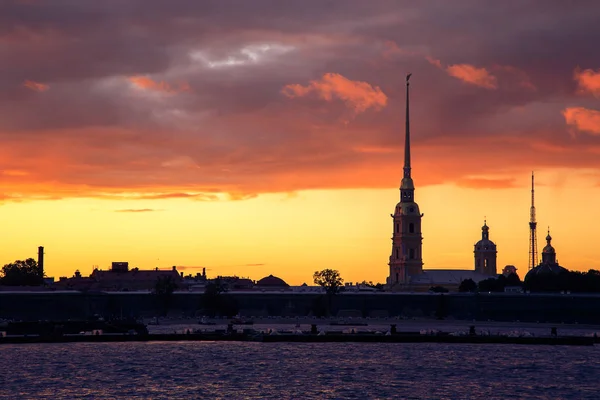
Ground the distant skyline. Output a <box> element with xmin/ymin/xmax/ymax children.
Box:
<box><xmin>1</xmin><ymin>1</ymin><xmax>600</xmax><ymax>284</ymax></box>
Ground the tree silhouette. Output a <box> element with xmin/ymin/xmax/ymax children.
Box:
<box><xmin>313</xmin><ymin>269</ymin><xmax>344</xmax><ymax>316</ymax></box>
<box><xmin>459</xmin><ymin>278</ymin><xmax>477</xmax><ymax>292</ymax></box>
<box><xmin>313</xmin><ymin>269</ymin><xmax>343</xmax><ymax>295</ymax></box>
<box><xmin>504</xmin><ymin>273</ymin><xmax>522</xmax><ymax>287</ymax></box>
<box><xmin>524</xmin><ymin>269</ymin><xmax>600</xmax><ymax>293</ymax></box>
<box><xmin>478</xmin><ymin>273</ymin><xmax>522</xmax><ymax>292</ymax></box>
<box><xmin>0</xmin><ymin>258</ymin><xmax>44</xmax><ymax>286</ymax></box>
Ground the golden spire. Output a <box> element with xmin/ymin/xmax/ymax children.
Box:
<box><xmin>404</xmin><ymin>73</ymin><xmax>412</xmax><ymax>179</ymax></box>
<box><xmin>400</xmin><ymin>73</ymin><xmax>415</xmax><ymax>195</ymax></box>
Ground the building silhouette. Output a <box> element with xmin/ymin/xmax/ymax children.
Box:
<box><xmin>525</xmin><ymin>229</ymin><xmax>567</xmax><ymax>279</ymax></box>
<box><xmin>386</xmin><ymin>76</ymin><xmax>502</xmax><ymax>290</ymax></box>
<box><xmin>388</xmin><ymin>74</ymin><xmax>423</xmax><ymax>285</ymax></box>
<box><xmin>474</xmin><ymin>220</ymin><xmax>497</xmax><ymax>275</ymax></box>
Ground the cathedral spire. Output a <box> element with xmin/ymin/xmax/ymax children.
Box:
<box><xmin>404</xmin><ymin>73</ymin><xmax>412</xmax><ymax>179</ymax></box>
<box><xmin>389</xmin><ymin>73</ymin><xmax>423</xmax><ymax>286</ymax></box>
<box><xmin>400</xmin><ymin>73</ymin><xmax>415</xmax><ymax>200</ymax></box>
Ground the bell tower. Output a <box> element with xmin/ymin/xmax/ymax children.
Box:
<box><xmin>474</xmin><ymin>220</ymin><xmax>497</xmax><ymax>275</ymax></box>
<box><xmin>388</xmin><ymin>74</ymin><xmax>423</xmax><ymax>286</ymax></box>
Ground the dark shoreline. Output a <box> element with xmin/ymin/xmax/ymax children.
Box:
<box><xmin>0</xmin><ymin>332</ymin><xmax>595</xmax><ymax>346</ymax></box>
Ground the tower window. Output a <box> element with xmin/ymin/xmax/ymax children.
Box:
<box><xmin>409</xmin><ymin>223</ymin><xmax>415</xmax><ymax>233</ymax></box>
<box><xmin>409</xmin><ymin>249</ymin><xmax>415</xmax><ymax>259</ymax></box>
<box><xmin>484</xmin><ymin>259</ymin><xmax>488</xmax><ymax>268</ymax></box>
<box><xmin>395</xmin><ymin>248</ymin><xmax>399</xmax><ymax>259</ymax></box>
<box><xmin>396</xmin><ymin>273</ymin><xmax>399</xmax><ymax>282</ymax></box>
<box><xmin>395</xmin><ymin>223</ymin><xmax>399</xmax><ymax>233</ymax></box>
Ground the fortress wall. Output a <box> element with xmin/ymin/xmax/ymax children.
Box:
<box><xmin>1</xmin><ymin>292</ymin><xmax>600</xmax><ymax>323</ymax></box>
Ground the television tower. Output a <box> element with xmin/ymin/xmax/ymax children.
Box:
<box><xmin>528</xmin><ymin>172</ymin><xmax>538</xmax><ymax>270</ymax></box>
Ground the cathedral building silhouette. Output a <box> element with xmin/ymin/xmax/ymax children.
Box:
<box><xmin>387</xmin><ymin>75</ymin><xmax>497</xmax><ymax>291</ymax></box>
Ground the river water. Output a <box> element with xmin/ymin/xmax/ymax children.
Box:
<box><xmin>1</xmin><ymin>342</ymin><xmax>598</xmax><ymax>399</ymax></box>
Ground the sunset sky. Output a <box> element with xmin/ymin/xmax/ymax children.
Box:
<box><xmin>2</xmin><ymin>1</ymin><xmax>600</xmax><ymax>285</ymax></box>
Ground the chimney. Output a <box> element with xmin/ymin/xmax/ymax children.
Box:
<box><xmin>38</xmin><ymin>246</ymin><xmax>44</xmax><ymax>276</ymax></box>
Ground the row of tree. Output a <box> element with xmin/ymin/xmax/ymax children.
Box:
<box><xmin>458</xmin><ymin>270</ymin><xmax>600</xmax><ymax>293</ymax></box>
<box><xmin>525</xmin><ymin>269</ymin><xmax>600</xmax><ymax>292</ymax></box>
<box><xmin>458</xmin><ymin>273</ymin><xmax>522</xmax><ymax>293</ymax></box>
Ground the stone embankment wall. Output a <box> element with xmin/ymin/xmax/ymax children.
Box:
<box><xmin>0</xmin><ymin>292</ymin><xmax>598</xmax><ymax>323</ymax></box>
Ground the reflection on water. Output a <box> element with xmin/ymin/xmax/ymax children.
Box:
<box><xmin>1</xmin><ymin>342</ymin><xmax>599</xmax><ymax>399</ymax></box>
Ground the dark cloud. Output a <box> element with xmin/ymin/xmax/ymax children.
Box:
<box><xmin>1</xmin><ymin>1</ymin><xmax>600</xmax><ymax>201</ymax></box>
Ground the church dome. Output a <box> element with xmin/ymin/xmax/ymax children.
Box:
<box><xmin>475</xmin><ymin>239</ymin><xmax>496</xmax><ymax>250</ymax></box>
<box><xmin>394</xmin><ymin>202</ymin><xmax>420</xmax><ymax>216</ymax></box>
<box><xmin>256</xmin><ymin>274</ymin><xmax>289</xmax><ymax>287</ymax></box>
<box><xmin>474</xmin><ymin>220</ymin><xmax>496</xmax><ymax>250</ymax></box>
<box><xmin>524</xmin><ymin>263</ymin><xmax>567</xmax><ymax>280</ymax></box>
<box><xmin>525</xmin><ymin>229</ymin><xmax>566</xmax><ymax>280</ymax></box>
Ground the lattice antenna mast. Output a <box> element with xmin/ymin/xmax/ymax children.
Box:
<box><xmin>528</xmin><ymin>172</ymin><xmax>538</xmax><ymax>270</ymax></box>
<box><xmin>530</xmin><ymin>173</ymin><xmax>536</xmax><ymax>224</ymax></box>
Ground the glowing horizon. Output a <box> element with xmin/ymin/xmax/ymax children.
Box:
<box><xmin>3</xmin><ymin>169</ymin><xmax>599</xmax><ymax>285</ymax></box>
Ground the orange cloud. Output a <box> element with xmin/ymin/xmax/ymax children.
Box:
<box><xmin>23</xmin><ymin>80</ymin><xmax>49</xmax><ymax>92</ymax></box>
<box><xmin>563</xmin><ymin>107</ymin><xmax>600</xmax><ymax>135</ymax></box>
<box><xmin>574</xmin><ymin>68</ymin><xmax>600</xmax><ymax>97</ymax></box>
<box><xmin>446</xmin><ymin>64</ymin><xmax>498</xmax><ymax>89</ymax></box>
<box><xmin>128</xmin><ymin>76</ymin><xmax>191</xmax><ymax>94</ymax></box>
<box><xmin>427</xmin><ymin>58</ymin><xmax>498</xmax><ymax>89</ymax></box>
<box><xmin>282</xmin><ymin>73</ymin><xmax>387</xmax><ymax>113</ymax></box>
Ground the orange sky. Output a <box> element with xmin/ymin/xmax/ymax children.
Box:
<box><xmin>1</xmin><ymin>1</ymin><xmax>600</xmax><ymax>284</ymax></box>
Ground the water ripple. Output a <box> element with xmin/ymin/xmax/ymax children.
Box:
<box><xmin>0</xmin><ymin>343</ymin><xmax>598</xmax><ymax>399</ymax></box>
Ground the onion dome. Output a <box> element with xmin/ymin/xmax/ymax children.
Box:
<box><xmin>482</xmin><ymin>221</ymin><xmax>489</xmax><ymax>232</ymax></box>
<box><xmin>542</xmin><ymin>229</ymin><xmax>555</xmax><ymax>254</ymax></box>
